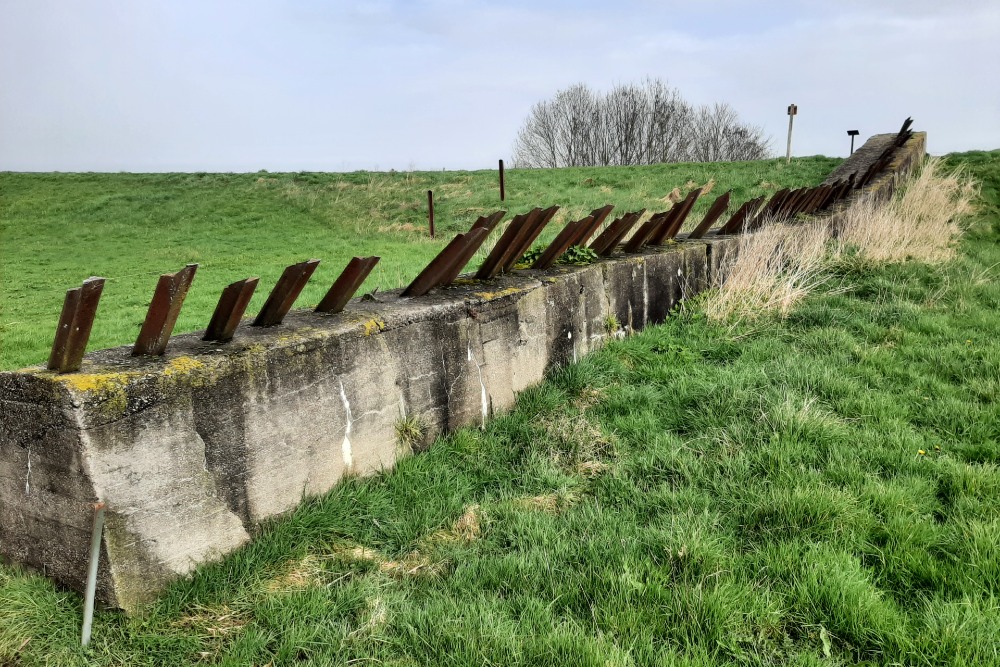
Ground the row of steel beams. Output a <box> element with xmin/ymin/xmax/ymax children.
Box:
<box><xmin>50</xmin><ymin>123</ymin><xmax>919</xmax><ymax>373</ymax></box>
<box><xmin>48</xmin><ymin>256</ymin><xmax>383</xmax><ymax>372</ymax></box>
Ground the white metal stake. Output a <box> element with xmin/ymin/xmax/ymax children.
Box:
<box><xmin>81</xmin><ymin>502</ymin><xmax>106</xmax><ymax>647</ymax></box>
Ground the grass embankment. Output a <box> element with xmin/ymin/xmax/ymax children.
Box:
<box><xmin>0</xmin><ymin>157</ymin><xmax>837</xmax><ymax>370</ymax></box>
<box><xmin>1</xmin><ymin>150</ymin><xmax>999</xmax><ymax>666</ymax></box>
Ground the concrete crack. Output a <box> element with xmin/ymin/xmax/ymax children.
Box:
<box><xmin>467</xmin><ymin>343</ymin><xmax>488</xmax><ymax>427</ymax></box>
<box><xmin>338</xmin><ymin>379</ymin><xmax>354</xmax><ymax>470</ymax></box>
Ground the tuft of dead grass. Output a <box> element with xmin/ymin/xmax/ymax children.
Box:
<box><xmin>541</xmin><ymin>412</ymin><xmax>615</xmax><ymax>470</ymax></box>
<box><xmin>331</xmin><ymin>544</ymin><xmax>443</xmax><ymax>577</ymax></box>
<box><xmin>833</xmin><ymin>157</ymin><xmax>977</xmax><ymax>264</ymax></box>
<box><xmin>426</xmin><ymin>504</ymin><xmax>482</xmax><ymax>544</ymax></box>
<box><xmin>703</xmin><ymin>218</ymin><xmax>832</xmax><ymax>321</ymax></box>
<box><xmin>704</xmin><ymin>158</ymin><xmax>976</xmax><ymax>322</ymax></box>
<box><xmin>263</xmin><ymin>554</ymin><xmax>325</xmax><ymax>593</ymax></box>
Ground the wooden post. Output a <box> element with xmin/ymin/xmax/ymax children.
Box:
<box><xmin>498</xmin><ymin>159</ymin><xmax>505</xmax><ymax>201</ymax></box>
<box><xmin>428</xmin><ymin>190</ymin><xmax>435</xmax><ymax>238</ymax></box>
<box><xmin>786</xmin><ymin>103</ymin><xmax>797</xmax><ymax>164</ymax></box>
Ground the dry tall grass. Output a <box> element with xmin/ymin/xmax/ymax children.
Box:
<box><xmin>834</xmin><ymin>157</ymin><xmax>977</xmax><ymax>264</ymax></box>
<box><xmin>703</xmin><ymin>218</ymin><xmax>832</xmax><ymax>321</ymax></box>
<box><xmin>704</xmin><ymin>158</ymin><xmax>977</xmax><ymax>322</ymax></box>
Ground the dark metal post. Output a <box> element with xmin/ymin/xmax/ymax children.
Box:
<box><xmin>428</xmin><ymin>190</ymin><xmax>435</xmax><ymax>238</ymax></box>
<box><xmin>786</xmin><ymin>103</ymin><xmax>798</xmax><ymax>164</ymax></box>
<box><xmin>848</xmin><ymin>129</ymin><xmax>860</xmax><ymax>155</ymax></box>
<box><xmin>499</xmin><ymin>159</ymin><xmax>505</xmax><ymax>201</ymax></box>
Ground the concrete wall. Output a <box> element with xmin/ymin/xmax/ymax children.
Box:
<box><xmin>0</xmin><ymin>237</ymin><xmax>736</xmax><ymax>611</ymax></box>
<box><xmin>0</xmin><ymin>130</ymin><xmax>927</xmax><ymax>611</ymax></box>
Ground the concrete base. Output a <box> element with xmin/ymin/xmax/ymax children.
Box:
<box><xmin>1</xmin><ymin>237</ymin><xmax>738</xmax><ymax>611</ymax></box>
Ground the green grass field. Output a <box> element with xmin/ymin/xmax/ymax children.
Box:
<box><xmin>1</xmin><ymin>151</ymin><xmax>999</xmax><ymax>666</ymax></box>
<box><xmin>0</xmin><ymin>157</ymin><xmax>838</xmax><ymax>370</ymax></box>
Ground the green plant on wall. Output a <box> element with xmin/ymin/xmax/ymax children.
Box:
<box><xmin>395</xmin><ymin>415</ymin><xmax>428</xmax><ymax>452</ymax></box>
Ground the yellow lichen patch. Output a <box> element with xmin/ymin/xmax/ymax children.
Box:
<box><xmin>55</xmin><ymin>371</ymin><xmax>137</xmax><ymax>396</ymax></box>
<box><xmin>163</xmin><ymin>355</ymin><xmax>206</xmax><ymax>378</ymax></box>
<box><xmin>361</xmin><ymin>317</ymin><xmax>386</xmax><ymax>336</ymax></box>
<box><xmin>473</xmin><ymin>287</ymin><xmax>524</xmax><ymax>300</ymax></box>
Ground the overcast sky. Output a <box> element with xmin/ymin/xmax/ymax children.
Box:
<box><xmin>1</xmin><ymin>1</ymin><xmax>998</xmax><ymax>172</ymax></box>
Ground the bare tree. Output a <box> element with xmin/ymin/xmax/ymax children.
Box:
<box><xmin>512</xmin><ymin>79</ymin><xmax>770</xmax><ymax>167</ymax></box>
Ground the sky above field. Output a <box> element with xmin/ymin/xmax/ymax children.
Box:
<box><xmin>1</xmin><ymin>1</ymin><xmax>998</xmax><ymax>172</ymax></box>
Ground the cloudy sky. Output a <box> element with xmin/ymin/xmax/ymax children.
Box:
<box><xmin>1</xmin><ymin>1</ymin><xmax>998</xmax><ymax>172</ymax></box>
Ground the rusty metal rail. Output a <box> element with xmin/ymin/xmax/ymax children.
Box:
<box><xmin>622</xmin><ymin>211</ymin><xmax>668</xmax><ymax>253</ymax></box>
<box><xmin>403</xmin><ymin>228</ymin><xmax>490</xmax><ymax>297</ymax></box>
<box><xmin>577</xmin><ymin>205</ymin><xmax>615</xmax><ymax>246</ymax></box>
<box><xmin>252</xmin><ymin>259</ymin><xmax>320</xmax><ymax>327</ymax></box>
<box><xmin>589</xmin><ymin>210</ymin><xmax>645</xmax><ymax>256</ymax></box>
<box><xmin>501</xmin><ymin>205</ymin><xmax>559</xmax><ymax>272</ymax></box>
<box><xmin>688</xmin><ymin>191</ymin><xmax>731</xmax><ymax>239</ymax></box>
<box><xmin>531</xmin><ymin>215</ymin><xmax>594</xmax><ymax>270</ymax></box>
<box><xmin>40</xmin><ymin>125</ymin><xmax>918</xmax><ymax>367</ymax></box>
<box><xmin>133</xmin><ymin>264</ymin><xmax>198</xmax><ymax>356</ymax></box>
<box><xmin>718</xmin><ymin>196</ymin><xmax>765</xmax><ymax>235</ymax></box>
<box><xmin>48</xmin><ymin>277</ymin><xmax>106</xmax><ymax>373</ymax></box>
<box><xmin>650</xmin><ymin>188</ymin><xmax>701</xmax><ymax>244</ymax></box>
<box><xmin>475</xmin><ymin>208</ymin><xmax>537</xmax><ymax>280</ymax></box>
<box><xmin>204</xmin><ymin>278</ymin><xmax>259</xmax><ymax>343</ymax></box>
<box><xmin>316</xmin><ymin>256</ymin><xmax>380</xmax><ymax>314</ymax></box>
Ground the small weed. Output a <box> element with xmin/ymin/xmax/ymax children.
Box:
<box><xmin>394</xmin><ymin>415</ymin><xmax>427</xmax><ymax>452</ymax></box>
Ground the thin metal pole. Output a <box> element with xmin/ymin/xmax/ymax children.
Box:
<box><xmin>81</xmin><ymin>502</ymin><xmax>106</xmax><ymax>647</ymax></box>
<box><xmin>785</xmin><ymin>114</ymin><xmax>794</xmax><ymax>164</ymax></box>
<box><xmin>850</xmin><ymin>135</ymin><xmax>856</xmax><ymax>155</ymax></box>
<box><xmin>498</xmin><ymin>159</ymin><xmax>505</xmax><ymax>201</ymax></box>
<box><xmin>427</xmin><ymin>190</ymin><xmax>434</xmax><ymax>238</ymax></box>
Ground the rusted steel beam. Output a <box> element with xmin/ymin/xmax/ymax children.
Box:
<box><xmin>746</xmin><ymin>189</ymin><xmax>790</xmax><ymax>231</ymax></box>
<box><xmin>315</xmin><ymin>256</ymin><xmax>380</xmax><ymax>314</ymax></box>
<box><xmin>403</xmin><ymin>228</ymin><xmax>488</xmax><ymax>297</ymax></box>
<box><xmin>475</xmin><ymin>209</ymin><xmax>536</xmax><ymax>280</ymax></box>
<box><xmin>652</xmin><ymin>188</ymin><xmax>702</xmax><ymax>244</ymax></box>
<box><xmin>622</xmin><ymin>212</ymin><xmax>668</xmax><ymax>253</ymax></box>
<box><xmin>438</xmin><ymin>226</ymin><xmax>493</xmax><ymax>286</ymax></box>
<box><xmin>575</xmin><ymin>204</ymin><xmax>615</xmax><ymax>246</ymax></box>
<box><xmin>718</xmin><ymin>196</ymin><xmax>764</xmax><ymax>235</ymax></box>
<box><xmin>252</xmin><ymin>259</ymin><xmax>320</xmax><ymax>327</ymax></box>
<box><xmin>47</xmin><ymin>277</ymin><xmax>106</xmax><ymax>373</ymax></box>
<box><xmin>204</xmin><ymin>277</ymin><xmax>259</xmax><ymax>343</ymax></box>
<box><xmin>590</xmin><ymin>210</ymin><xmax>645</xmax><ymax>257</ymax></box>
<box><xmin>816</xmin><ymin>182</ymin><xmax>841</xmax><ymax>211</ymax></box>
<box><xmin>132</xmin><ymin>264</ymin><xmax>198</xmax><ymax>356</ymax></box>
<box><xmin>831</xmin><ymin>175</ymin><xmax>856</xmax><ymax>204</ymax></box>
<box><xmin>775</xmin><ymin>187</ymin><xmax>808</xmax><ymax>219</ymax></box>
<box><xmin>588</xmin><ymin>215</ymin><xmax>626</xmax><ymax>255</ymax></box>
<box><xmin>800</xmin><ymin>186</ymin><xmax>828</xmax><ymax>215</ymax></box>
<box><xmin>531</xmin><ymin>216</ymin><xmax>593</xmax><ymax>270</ymax></box>
<box><xmin>501</xmin><ymin>205</ymin><xmax>559</xmax><ymax>272</ymax></box>
<box><xmin>470</xmin><ymin>210</ymin><xmax>506</xmax><ymax>235</ymax></box>
<box><xmin>687</xmin><ymin>191</ymin><xmax>732</xmax><ymax>239</ymax></box>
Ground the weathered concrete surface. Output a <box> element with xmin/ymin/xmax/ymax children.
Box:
<box><xmin>823</xmin><ymin>131</ymin><xmax>927</xmax><ymax>202</ymax></box>
<box><xmin>0</xmin><ymin>239</ymin><xmax>737</xmax><ymax>611</ymax></box>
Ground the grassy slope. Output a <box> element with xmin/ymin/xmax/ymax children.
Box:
<box><xmin>0</xmin><ymin>157</ymin><xmax>837</xmax><ymax>370</ymax></box>
<box><xmin>2</xmin><ymin>150</ymin><xmax>999</xmax><ymax>666</ymax></box>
